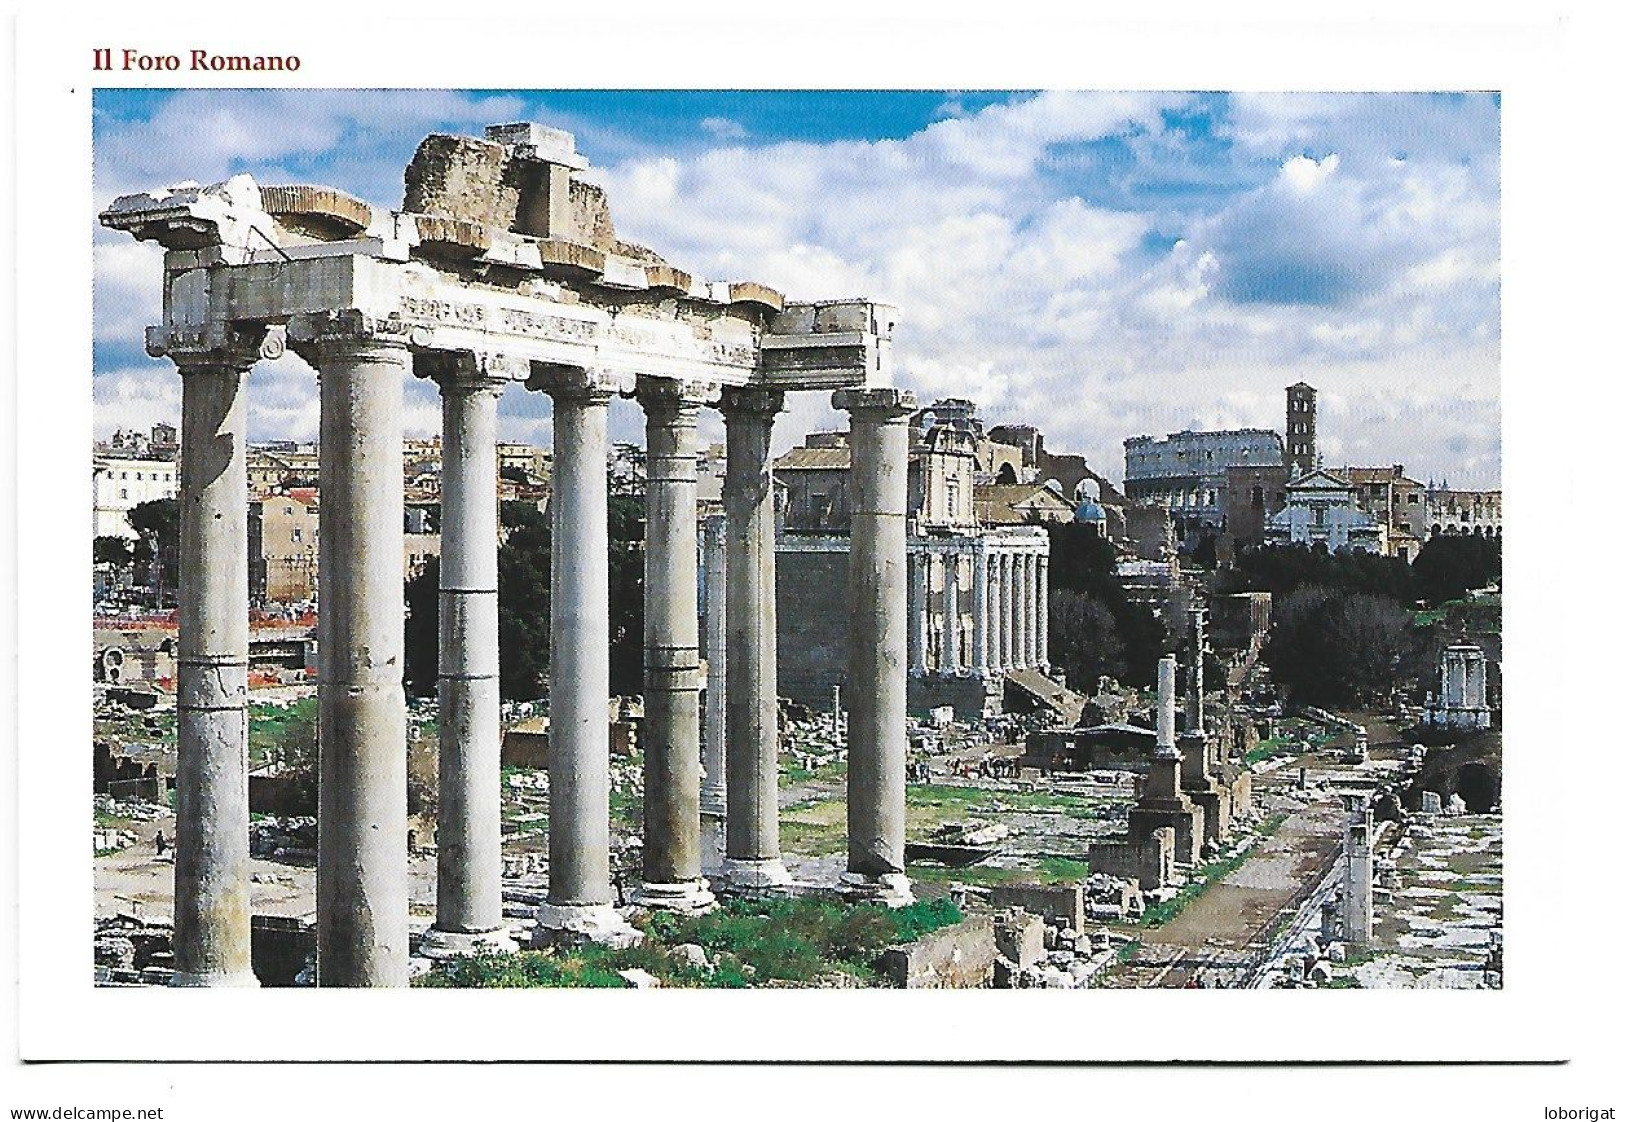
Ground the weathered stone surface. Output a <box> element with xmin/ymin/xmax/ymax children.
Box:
<box><xmin>261</xmin><ymin>185</ymin><xmax>374</xmax><ymax>240</ymax></box>
<box><xmin>988</xmin><ymin>882</ymin><xmax>1087</xmax><ymax>929</ymax></box>
<box><xmin>993</xmin><ymin>908</ymin><xmax>1046</xmax><ymax>969</ymax></box>
<box><xmin>876</xmin><ymin>915</ymin><xmax>996</xmax><ymax>988</ymax></box>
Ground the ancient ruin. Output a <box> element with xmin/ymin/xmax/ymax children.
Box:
<box><xmin>100</xmin><ymin>122</ymin><xmax>915</xmax><ymax>985</ymax></box>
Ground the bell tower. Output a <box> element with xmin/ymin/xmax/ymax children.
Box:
<box><xmin>1285</xmin><ymin>382</ymin><xmax>1317</xmax><ymax>477</ymax></box>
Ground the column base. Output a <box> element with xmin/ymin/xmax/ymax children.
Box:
<box><xmin>169</xmin><ymin>967</ymin><xmax>261</xmax><ymax>988</ymax></box>
<box><xmin>529</xmin><ymin>902</ymin><xmax>644</xmax><ymax>949</ymax></box>
<box><xmin>699</xmin><ymin>790</ymin><xmax>728</xmax><ymax>818</ymax></box>
<box><xmin>420</xmin><ymin>925</ymin><xmax>519</xmax><ymax>959</ymax></box>
<box><xmin>633</xmin><ymin>879</ymin><xmax>718</xmax><ymax>914</ymax></box>
<box><xmin>839</xmin><ymin>871</ymin><xmax>915</xmax><ymax>908</ymax></box>
<box><xmin>715</xmin><ymin>856</ymin><xmax>795</xmax><ymax>894</ymax></box>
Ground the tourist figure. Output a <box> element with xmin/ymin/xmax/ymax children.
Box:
<box><xmin>154</xmin><ymin>830</ymin><xmax>167</xmax><ymax>856</ymax></box>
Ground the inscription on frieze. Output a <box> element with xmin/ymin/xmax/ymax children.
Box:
<box><xmin>398</xmin><ymin>295</ymin><xmax>599</xmax><ymax>343</ymax></box>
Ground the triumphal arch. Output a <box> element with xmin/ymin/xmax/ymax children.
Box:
<box><xmin>102</xmin><ymin>122</ymin><xmax>915</xmax><ymax>987</ymax></box>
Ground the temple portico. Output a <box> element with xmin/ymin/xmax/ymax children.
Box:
<box><xmin>104</xmin><ymin>121</ymin><xmax>910</xmax><ymax>984</ymax></box>
<box><xmin>903</xmin><ymin>527</ymin><xmax>1049</xmax><ymax>718</ymax></box>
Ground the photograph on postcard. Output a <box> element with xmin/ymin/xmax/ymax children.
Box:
<box><xmin>87</xmin><ymin>88</ymin><xmax>1501</xmax><ymax>994</ymax></box>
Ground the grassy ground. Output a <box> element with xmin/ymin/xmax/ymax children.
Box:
<box><xmin>416</xmin><ymin>895</ymin><xmax>965</xmax><ymax>989</ymax></box>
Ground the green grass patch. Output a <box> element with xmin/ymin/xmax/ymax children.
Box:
<box><xmin>418</xmin><ymin>896</ymin><xmax>967</xmax><ymax>989</ymax></box>
<box><xmin>1243</xmin><ymin>737</ymin><xmax>1295</xmax><ymax>766</ymax></box>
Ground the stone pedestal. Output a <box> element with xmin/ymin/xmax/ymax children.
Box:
<box><xmin>531</xmin><ymin>368</ymin><xmax>641</xmax><ymax>946</ymax></box>
<box><xmin>835</xmin><ymin>387</ymin><xmax>917</xmax><ymax>908</ymax></box>
<box><xmin>301</xmin><ymin>324</ymin><xmax>412</xmax><ymax>987</ymax></box>
<box><xmin>717</xmin><ymin>387</ymin><xmax>794</xmax><ymax>893</ymax></box>
<box><xmin>423</xmin><ymin>351</ymin><xmax>515</xmax><ymax>951</ymax></box>
<box><xmin>633</xmin><ymin>376</ymin><xmax>718</xmax><ymax>914</ymax></box>
<box><xmin>167</xmin><ymin>335</ymin><xmax>267</xmax><ymax>988</ymax></box>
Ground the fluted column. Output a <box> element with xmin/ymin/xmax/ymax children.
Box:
<box><xmin>421</xmin><ymin>351</ymin><xmax>516</xmax><ymax>956</ymax></box>
<box><xmin>700</xmin><ymin>513</ymin><xmax>728</xmax><ymax>816</ymax></box>
<box><xmin>942</xmin><ymin>549</ymin><xmax>961</xmax><ymax>674</ymax></box>
<box><xmin>163</xmin><ymin>325</ymin><xmax>278</xmax><ymax>987</ymax></box>
<box><xmin>530</xmin><ymin>367</ymin><xmax>641</xmax><ymax>946</ymax></box>
<box><xmin>634</xmin><ymin>377</ymin><xmax>718</xmax><ymax>913</ymax></box>
<box><xmin>718</xmin><ymin>387</ymin><xmax>793</xmax><ymax>891</ymax></box>
<box><xmin>836</xmin><ymin>388</ymin><xmax>916</xmax><ymax>906</ymax></box>
<box><xmin>293</xmin><ymin>314</ymin><xmax>411</xmax><ymax>987</ymax></box>
<box><xmin>1025</xmin><ymin>553</ymin><xmax>1040</xmax><ymax>668</ymax></box>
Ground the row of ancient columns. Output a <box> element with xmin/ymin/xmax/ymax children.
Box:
<box><xmin>163</xmin><ymin>318</ymin><xmax>916</xmax><ymax>984</ymax></box>
<box><xmin>907</xmin><ymin>545</ymin><xmax>1047</xmax><ymax>676</ymax></box>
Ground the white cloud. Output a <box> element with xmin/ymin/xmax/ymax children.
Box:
<box><xmin>94</xmin><ymin>91</ymin><xmax>1499</xmax><ymax>488</ymax></box>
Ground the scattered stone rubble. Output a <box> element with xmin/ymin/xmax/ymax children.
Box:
<box><xmin>250</xmin><ymin>816</ymin><xmax>317</xmax><ymax>861</ymax></box>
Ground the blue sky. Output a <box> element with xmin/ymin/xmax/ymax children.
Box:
<box><xmin>93</xmin><ymin>89</ymin><xmax>1500</xmax><ymax>487</ymax></box>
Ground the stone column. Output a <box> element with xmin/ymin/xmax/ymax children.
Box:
<box><xmin>836</xmin><ymin>388</ymin><xmax>917</xmax><ymax>907</ymax></box>
<box><xmin>164</xmin><ymin>326</ymin><xmax>276</xmax><ymax>987</ymax></box>
<box><xmin>293</xmin><ymin>315</ymin><xmax>411</xmax><ymax>987</ymax></box>
<box><xmin>1186</xmin><ymin>606</ymin><xmax>1205</xmax><ymax>737</ymax></box>
<box><xmin>421</xmin><ymin>351</ymin><xmax>516</xmax><ymax>956</ymax></box>
<box><xmin>700</xmin><ymin>513</ymin><xmax>728</xmax><ymax>816</ymax></box>
<box><xmin>634</xmin><ymin>376</ymin><xmax>718</xmax><ymax>913</ymax></box>
<box><xmin>528</xmin><ymin>368</ymin><xmax>640</xmax><ymax>945</ymax></box>
<box><xmin>1011</xmin><ymin>554</ymin><xmax>1028</xmax><ymax>669</ymax></box>
<box><xmin>908</xmin><ymin>549</ymin><xmax>927</xmax><ymax>675</ymax></box>
<box><xmin>1157</xmin><ymin>654</ymin><xmax>1179</xmax><ymax>759</ymax></box>
<box><xmin>1036</xmin><ymin>554</ymin><xmax>1049</xmax><ymax>671</ymax></box>
<box><xmin>985</xmin><ymin>548</ymin><xmax>1002</xmax><ymax>672</ymax></box>
<box><xmin>972</xmin><ymin>548</ymin><xmax>989</xmax><ymax>674</ymax></box>
<box><xmin>1344</xmin><ymin>799</ymin><xmax>1375</xmax><ymax>946</ymax></box>
<box><xmin>1026</xmin><ymin>554</ymin><xmax>1041</xmax><ymax>668</ymax></box>
<box><xmin>1000</xmin><ymin>552</ymin><xmax>1016</xmax><ymax>670</ymax></box>
<box><xmin>718</xmin><ymin>387</ymin><xmax>793</xmax><ymax>891</ymax></box>
<box><xmin>942</xmin><ymin>549</ymin><xmax>961</xmax><ymax>674</ymax></box>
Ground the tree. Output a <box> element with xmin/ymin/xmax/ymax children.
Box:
<box><xmin>1264</xmin><ymin>586</ymin><xmax>1421</xmax><ymax>707</ymax></box>
<box><xmin>1411</xmin><ymin>534</ymin><xmax>1501</xmax><ymax>605</ymax></box>
<box><xmin>1048</xmin><ymin>590</ymin><xmax>1126</xmax><ymax>689</ymax></box>
<box><xmin>606</xmin><ymin>494</ymin><xmax>646</xmax><ymax>697</ymax></box>
<box><xmin>496</xmin><ymin>502</ymin><xmax>552</xmax><ymax>701</ymax></box>
<box><xmin>94</xmin><ymin>535</ymin><xmax>134</xmax><ymax>566</ymax></box>
<box><xmin>127</xmin><ymin>498</ymin><xmax>179</xmax><ymax>604</ymax></box>
<box><xmin>404</xmin><ymin>556</ymin><xmax>440</xmax><ymax>698</ymax></box>
<box><xmin>1219</xmin><ymin>542</ymin><xmax>1415</xmax><ymax>602</ymax></box>
<box><xmin>1046</xmin><ymin>523</ymin><xmax>1166</xmax><ymax>685</ymax></box>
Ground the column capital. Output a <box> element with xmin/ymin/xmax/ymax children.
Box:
<box><xmin>147</xmin><ymin>322</ymin><xmax>285</xmax><ymax>370</ymax></box>
<box><xmin>718</xmin><ymin>385</ymin><xmax>785</xmax><ymax>419</ymax></box>
<box><xmin>832</xmin><ymin>386</ymin><xmax>917</xmax><ymax>420</ymax></box>
<box><xmin>414</xmin><ymin>349</ymin><xmax>519</xmax><ymax>394</ymax></box>
<box><xmin>635</xmin><ymin>375</ymin><xmax>721</xmax><ymax>418</ymax></box>
<box><xmin>527</xmin><ymin>363</ymin><xmax>633</xmax><ymax>404</ymax></box>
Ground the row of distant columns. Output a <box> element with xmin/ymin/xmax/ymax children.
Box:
<box><xmin>908</xmin><ymin>547</ymin><xmax>1047</xmax><ymax>675</ymax></box>
<box><xmin>163</xmin><ymin>315</ymin><xmax>917</xmax><ymax>984</ymax></box>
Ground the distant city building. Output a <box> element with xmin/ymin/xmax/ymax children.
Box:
<box><xmin>1331</xmin><ymin>464</ymin><xmax>1429</xmax><ymax>562</ymax></box>
<box><xmin>1124</xmin><ymin>427</ymin><xmax>1284</xmax><ymax>551</ymax></box>
<box><xmin>92</xmin><ymin>456</ymin><xmax>178</xmax><ymax>540</ymax></box>
<box><xmin>1220</xmin><ymin>464</ymin><xmax>1291</xmax><ymax>556</ymax></box>
<box><xmin>249</xmin><ymin>490</ymin><xmax>319</xmax><ymax>604</ymax></box>
<box><xmin>1264</xmin><ymin>469</ymin><xmax>1385</xmax><ymax>554</ymax></box>
<box><xmin>1426</xmin><ymin>486</ymin><xmax>1503</xmax><ymax>539</ymax></box>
